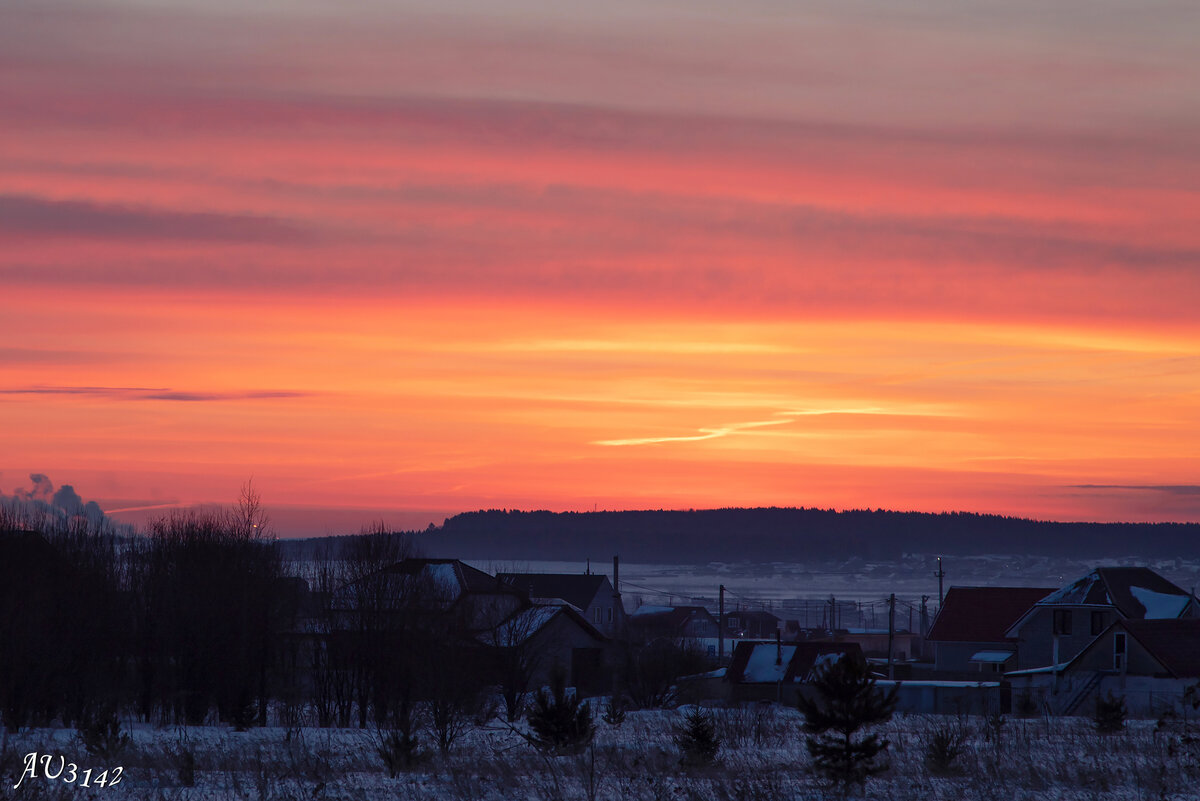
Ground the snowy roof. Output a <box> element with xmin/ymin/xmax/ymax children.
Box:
<box><xmin>1007</xmin><ymin>567</ymin><xmax>1194</xmax><ymax>636</ymax></box>
<box><xmin>743</xmin><ymin>644</ymin><xmax>797</xmax><ymax>683</ymax></box>
<box><xmin>726</xmin><ymin>640</ymin><xmax>863</xmax><ymax>684</ymax></box>
<box><xmin>478</xmin><ymin>602</ymin><xmax>607</xmax><ymax>646</ymax></box>
<box><xmin>969</xmin><ymin>650</ymin><xmax>1015</xmax><ymax>664</ymax></box>
<box><xmin>631</xmin><ymin>605</ymin><xmax>675</xmax><ymax>617</ymax></box>
<box><xmin>479</xmin><ymin>605</ymin><xmax>562</xmax><ymax>645</ymax></box>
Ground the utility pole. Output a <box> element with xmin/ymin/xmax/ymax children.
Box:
<box><xmin>920</xmin><ymin>595</ymin><xmax>930</xmax><ymax>638</ymax></box>
<box><xmin>718</xmin><ymin>584</ymin><xmax>726</xmax><ymax>662</ymax></box>
<box><xmin>829</xmin><ymin>594</ymin><xmax>836</xmax><ymax>634</ymax></box>
<box><xmin>887</xmin><ymin>593</ymin><xmax>896</xmax><ymax>680</ymax></box>
<box><xmin>934</xmin><ymin>556</ymin><xmax>946</xmax><ymax>607</ymax></box>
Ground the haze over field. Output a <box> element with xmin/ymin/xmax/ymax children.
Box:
<box><xmin>3</xmin><ymin>1</ymin><xmax>1199</xmax><ymax>528</ymax></box>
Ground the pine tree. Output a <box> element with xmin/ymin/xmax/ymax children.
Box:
<box><xmin>526</xmin><ymin>669</ymin><xmax>595</xmax><ymax>755</ymax></box>
<box><xmin>797</xmin><ymin>655</ymin><xmax>898</xmax><ymax>786</ymax></box>
<box><xmin>674</xmin><ymin>706</ymin><xmax>721</xmax><ymax>766</ymax></box>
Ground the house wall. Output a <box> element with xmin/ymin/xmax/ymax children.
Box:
<box><xmin>527</xmin><ymin>614</ymin><xmax>609</xmax><ymax>691</ymax></box>
<box><xmin>840</xmin><ymin>632</ymin><xmax>919</xmax><ymax>660</ymax></box>
<box><xmin>1069</xmin><ymin>630</ymin><xmax>1167</xmax><ymax>676</ymax></box>
<box><xmin>933</xmin><ymin>641</ymin><xmax>1007</xmax><ymax>673</ymax></box>
<box><xmin>880</xmin><ymin>681</ymin><xmax>1007</xmax><ymax>716</ymax></box>
<box><xmin>1015</xmin><ymin>606</ymin><xmax>1112</xmax><ymax>670</ymax></box>
<box><xmin>1010</xmin><ymin>673</ymin><xmax>1200</xmax><ymax>718</ymax></box>
<box><xmin>582</xmin><ymin>583</ymin><xmax>624</xmax><ymax>637</ymax></box>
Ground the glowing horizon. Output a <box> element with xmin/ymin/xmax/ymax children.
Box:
<box><xmin>3</xmin><ymin>0</ymin><xmax>1199</xmax><ymax>530</ymax></box>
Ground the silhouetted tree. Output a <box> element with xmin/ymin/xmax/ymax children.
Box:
<box><xmin>526</xmin><ymin>668</ymin><xmax>595</xmax><ymax>755</ymax></box>
<box><xmin>797</xmin><ymin>655</ymin><xmax>898</xmax><ymax>787</ymax></box>
<box><xmin>674</xmin><ymin>706</ymin><xmax>721</xmax><ymax>766</ymax></box>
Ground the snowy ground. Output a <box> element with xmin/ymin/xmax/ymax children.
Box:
<box><xmin>6</xmin><ymin>706</ymin><xmax>1200</xmax><ymax>800</ymax></box>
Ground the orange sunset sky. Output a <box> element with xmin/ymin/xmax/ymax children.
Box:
<box><xmin>3</xmin><ymin>0</ymin><xmax>1199</xmax><ymax>534</ymax></box>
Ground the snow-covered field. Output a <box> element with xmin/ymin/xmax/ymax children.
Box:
<box><xmin>6</xmin><ymin>707</ymin><xmax>1200</xmax><ymax>800</ymax></box>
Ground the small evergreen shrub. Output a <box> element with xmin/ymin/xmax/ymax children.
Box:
<box><xmin>1095</xmin><ymin>692</ymin><xmax>1127</xmax><ymax>734</ymax></box>
<box><xmin>1015</xmin><ymin>691</ymin><xmax>1040</xmax><ymax>718</ymax></box>
<box><xmin>601</xmin><ymin>695</ymin><xmax>627</xmax><ymax>727</ymax></box>
<box><xmin>376</xmin><ymin>728</ymin><xmax>423</xmax><ymax>776</ymax></box>
<box><xmin>173</xmin><ymin>745</ymin><xmax>196</xmax><ymax>787</ymax></box>
<box><xmin>674</xmin><ymin>707</ymin><xmax>721</xmax><ymax>767</ymax></box>
<box><xmin>526</xmin><ymin>669</ymin><xmax>595</xmax><ymax>755</ymax></box>
<box><xmin>797</xmin><ymin>655</ymin><xmax>898</xmax><ymax>787</ymax></box>
<box><xmin>923</xmin><ymin>724</ymin><xmax>966</xmax><ymax>774</ymax></box>
<box><xmin>984</xmin><ymin>711</ymin><xmax>1006</xmax><ymax>742</ymax></box>
<box><xmin>76</xmin><ymin>707</ymin><xmax>130</xmax><ymax>761</ymax></box>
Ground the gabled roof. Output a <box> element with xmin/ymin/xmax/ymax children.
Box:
<box><xmin>497</xmin><ymin>573</ymin><xmax>611</xmax><ymax>612</ymax></box>
<box><xmin>1063</xmin><ymin>618</ymin><xmax>1200</xmax><ymax>678</ymax></box>
<box><xmin>729</xmin><ymin>609</ymin><xmax>781</xmax><ymax>623</ymax></box>
<box><xmin>1118</xmin><ymin>619</ymin><xmax>1200</xmax><ymax>678</ymax></box>
<box><xmin>479</xmin><ymin>603</ymin><xmax>606</xmax><ymax>646</ymax></box>
<box><xmin>386</xmin><ymin>558</ymin><xmax>514</xmax><ymax>596</ymax></box>
<box><xmin>927</xmin><ymin>586</ymin><xmax>1053</xmax><ymax>643</ymax></box>
<box><xmin>1006</xmin><ymin>567</ymin><xmax>1194</xmax><ymax>637</ymax></box>
<box><xmin>726</xmin><ymin>640</ymin><xmax>863</xmax><ymax>684</ymax></box>
<box><xmin>629</xmin><ymin>605</ymin><xmax>716</xmax><ymax>630</ymax></box>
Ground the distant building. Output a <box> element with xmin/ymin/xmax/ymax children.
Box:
<box><xmin>1006</xmin><ymin>567</ymin><xmax>1200</xmax><ymax>671</ymax></box>
<box><xmin>724</xmin><ymin>609</ymin><xmax>780</xmax><ymax>639</ymax></box>
<box><xmin>926</xmin><ymin>586</ymin><xmax>1055</xmax><ymax>674</ymax></box>
<box><xmin>497</xmin><ymin>572</ymin><xmax>625</xmax><ymax>637</ymax></box>
<box><xmin>628</xmin><ymin>604</ymin><xmax>719</xmax><ymax>645</ymax></box>
<box><xmin>1010</xmin><ymin>618</ymin><xmax>1200</xmax><ymax>716</ymax></box>
<box><xmin>723</xmin><ymin>640</ymin><xmax>864</xmax><ymax>703</ymax></box>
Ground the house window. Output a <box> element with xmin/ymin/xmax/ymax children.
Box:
<box><xmin>1114</xmin><ymin>632</ymin><xmax>1126</xmax><ymax>671</ymax></box>
<box><xmin>593</xmin><ymin>607</ymin><xmax>602</xmax><ymax>623</ymax></box>
<box><xmin>606</xmin><ymin>608</ymin><xmax>613</xmax><ymax>623</ymax></box>
<box><xmin>1053</xmin><ymin>609</ymin><xmax>1072</xmax><ymax>635</ymax></box>
<box><xmin>728</xmin><ymin>616</ymin><xmax>740</xmax><ymax>630</ymax></box>
<box><xmin>1091</xmin><ymin>611</ymin><xmax>1106</xmax><ymax>635</ymax></box>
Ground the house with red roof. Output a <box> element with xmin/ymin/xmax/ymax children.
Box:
<box><xmin>925</xmin><ymin>586</ymin><xmax>1054</xmax><ymax>675</ymax></box>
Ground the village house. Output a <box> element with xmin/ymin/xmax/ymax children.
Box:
<box><xmin>722</xmin><ymin>640</ymin><xmax>864</xmax><ymax>703</ymax></box>
<box><xmin>925</xmin><ymin>586</ymin><xmax>1055</xmax><ymax>675</ymax></box>
<box><xmin>477</xmin><ymin>601</ymin><xmax>610</xmax><ymax>694</ymax></box>
<box><xmin>1006</xmin><ymin>567</ymin><xmax>1200</xmax><ymax>672</ymax></box>
<box><xmin>628</xmin><ymin>605</ymin><xmax>720</xmax><ymax>651</ymax></box>
<box><xmin>724</xmin><ymin>608</ymin><xmax>781</xmax><ymax>639</ymax></box>
<box><xmin>498</xmin><ymin>571</ymin><xmax>626</xmax><ymax>637</ymax></box>
<box><xmin>1010</xmin><ymin>618</ymin><xmax>1200</xmax><ymax>717</ymax></box>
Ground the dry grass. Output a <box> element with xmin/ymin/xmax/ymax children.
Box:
<box><xmin>5</xmin><ymin>707</ymin><xmax>1200</xmax><ymax>799</ymax></box>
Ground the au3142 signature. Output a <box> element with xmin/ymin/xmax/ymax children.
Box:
<box><xmin>13</xmin><ymin>752</ymin><xmax>124</xmax><ymax>789</ymax></box>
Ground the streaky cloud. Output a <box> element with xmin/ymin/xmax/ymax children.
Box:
<box><xmin>0</xmin><ymin>194</ymin><xmax>311</xmax><ymax>243</ymax></box>
<box><xmin>1</xmin><ymin>386</ymin><xmax>311</xmax><ymax>401</ymax></box>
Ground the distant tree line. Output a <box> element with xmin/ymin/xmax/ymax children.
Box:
<box><xmin>415</xmin><ymin>507</ymin><xmax>1200</xmax><ymax>562</ymax></box>
<box><xmin>0</xmin><ymin>494</ymin><xmax>711</xmax><ymax>741</ymax></box>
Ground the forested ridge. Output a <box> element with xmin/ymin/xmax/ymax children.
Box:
<box><xmin>397</xmin><ymin>507</ymin><xmax>1200</xmax><ymax>562</ymax></box>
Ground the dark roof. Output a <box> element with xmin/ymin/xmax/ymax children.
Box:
<box><xmin>726</xmin><ymin>640</ymin><xmax>864</xmax><ymax>683</ymax></box>
<box><xmin>386</xmin><ymin>559</ymin><xmax>513</xmax><ymax>595</ymax></box>
<box><xmin>730</xmin><ymin>609</ymin><xmax>781</xmax><ymax>623</ymax></box>
<box><xmin>629</xmin><ymin>605</ymin><xmax>716</xmax><ymax>630</ymax></box>
<box><xmin>497</xmin><ymin>573</ymin><xmax>611</xmax><ymax>611</ymax></box>
<box><xmin>1120</xmin><ymin>619</ymin><xmax>1200</xmax><ymax>678</ymax></box>
<box><xmin>1035</xmin><ymin>567</ymin><xmax>1192</xmax><ymax>619</ymax></box>
<box><xmin>482</xmin><ymin>603</ymin><xmax>607</xmax><ymax>646</ymax></box>
<box><xmin>927</xmin><ymin>586</ymin><xmax>1054</xmax><ymax>643</ymax></box>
